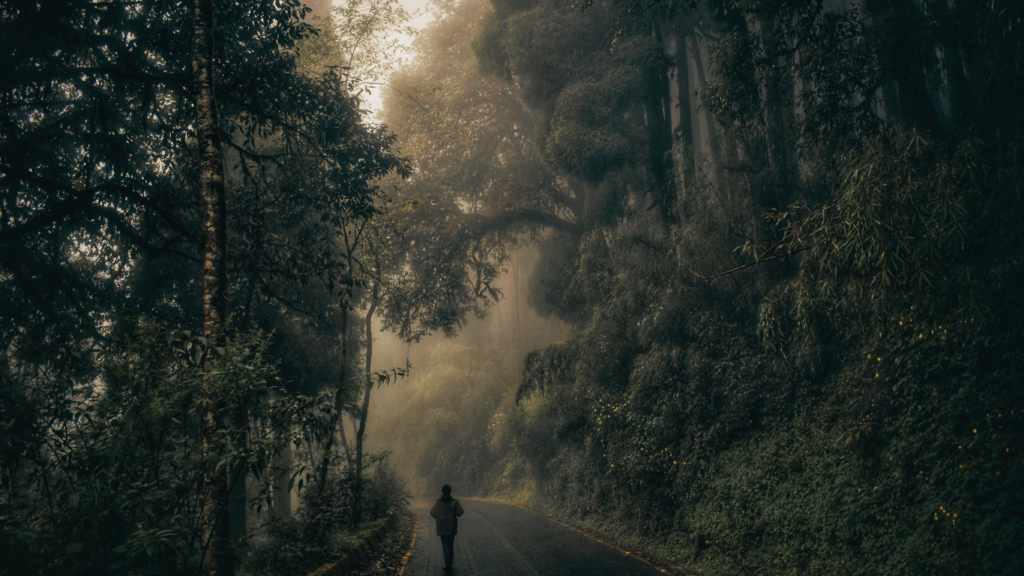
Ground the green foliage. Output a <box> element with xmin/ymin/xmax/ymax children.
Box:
<box><xmin>374</xmin><ymin>0</ymin><xmax>1024</xmax><ymax>573</ymax></box>
<box><xmin>0</xmin><ymin>1</ymin><xmax>428</xmax><ymax>574</ymax></box>
<box><xmin>242</xmin><ymin>517</ymin><xmax>325</xmax><ymax>576</ymax></box>
<box><xmin>300</xmin><ymin>0</ymin><xmax>418</xmax><ymax>87</ymax></box>
<box><xmin>382</xmin><ymin>0</ymin><xmax>585</xmax><ymax>338</ymax></box>
<box><xmin>772</xmin><ymin>122</ymin><xmax>1024</xmax><ymax>341</ymax></box>
<box><xmin>393</xmin><ymin>6</ymin><xmax>1024</xmax><ymax>569</ymax></box>
<box><xmin>544</xmin><ymin>60</ymin><xmax>646</xmax><ymax>183</ymax></box>
<box><xmin>473</xmin><ymin>0</ymin><xmax>669</xmax><ymax>186</ymax></box>
<box><xmin>242</xmin><ymin>459</ymin><xmax>408</xmax><ymax>576</ymax></box>
<box><xmin>0</xmin><ymin>0</ymin><xmax>405</xmax><ymax>359</ymax></box>
<box><xmin>677</xmin><ymin>419</ymin><xmax>862</xmax><ymax>576</ymax></box>
<box><xmin>497</xmin><ymin>162</ymin><xmax>1024</xmax><ymax>572</ymax></box>
<box><xmin>506</xmin><ymin>212</ymin><xmax>817</xmax><ymax>533</ymax></box>
<box><xmin>675</xmin><ymin>307</ymin><xmax>1024</xmax><ymax>576</ymax></box>
<box><xmin>0</xmin><ymin>321</ymin><xmax>300</xmax><ymax>575</ymax></box>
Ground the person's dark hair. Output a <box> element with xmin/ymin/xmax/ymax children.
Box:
<box><xmin>442</xmin><ymin>484</ymin><xmax>452</xmax><ymax>495</ymax></box>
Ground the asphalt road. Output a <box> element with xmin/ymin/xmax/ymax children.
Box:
<box><xmin>402</xmin><ymin>498</ymin><xmax>668</xmax><ymax>576</ymax></box>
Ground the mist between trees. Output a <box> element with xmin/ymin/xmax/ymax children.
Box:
<box><xmin>2</xmin><ymin>0</ymin><xmax>1023</xmax><ymax>576</ymax></box>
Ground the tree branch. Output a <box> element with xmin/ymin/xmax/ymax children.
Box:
<box><xmin>687</xmin><ymin>246</ymin><xmax>810</xmax><ymax>281</ymax></box>
<box><xmin>465</xmin><ymin>208</ymin><xmax>584</xmax><ymax>237</ymax></box>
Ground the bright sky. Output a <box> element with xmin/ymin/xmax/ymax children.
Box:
<box><xmin>332</xmin><ymin>0</ymin><xmax>436</xmax><ymax>119</ymax></box>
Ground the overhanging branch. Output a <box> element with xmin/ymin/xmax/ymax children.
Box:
<box><xmin>687</xmin><ymin>246</ymin><xmax>810</xmax><ymax>281</ymax></box>
<box><xmin>465</xmin><ymin>208</ymin><xmax>584</xmax><ymax>237</ymax></box>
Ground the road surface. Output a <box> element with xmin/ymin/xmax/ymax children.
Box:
<box><xmin>402</xmin><ymin>498</ymin><xmax>669</xmax><ymax>576</ymax></box>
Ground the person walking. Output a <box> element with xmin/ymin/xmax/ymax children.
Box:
<box><xmin>429</xmin><ymin>484</ymin><xmax>464</xmax><ymax>572</ymax></box>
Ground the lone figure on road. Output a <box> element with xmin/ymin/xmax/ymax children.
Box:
<box><xmin>429</xmin><ymin>484</ymin><xmax>464</xmax><ymax>572</ymax></box>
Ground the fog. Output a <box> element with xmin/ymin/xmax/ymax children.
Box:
<box><xmin>365</xmin><ymin>243</ymin><xmax>568</xmax><ymax>496</ymax></box>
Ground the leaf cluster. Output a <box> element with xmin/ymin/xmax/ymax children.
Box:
<box><xmin>0</xmin><ymin>320</ymin><xmax>306</xmax><ymax>575</ymax></box>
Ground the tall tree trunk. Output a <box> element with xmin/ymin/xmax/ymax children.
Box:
<box><xmin>318</xmin><ymin>291</ymin><xmax>353</xmax><ymax>489</ymax></box>
<box><xmin>645</xmin><ymin>22</ymin><xmax>677</xmax><ymax>224</ymax></box>
<box><xmin>866</xmin><ymin>0</ymin><xmax>945</xmax><ymax>136</ymax></box>
<box><xmin>353</xmin><ymin>283</ymin><xmax>379</xmax><ymax>525</ymax></box>
<box><xmin>690</xmin><ymin>34</ymin><xmax>731</xmax><ymax>207</ymax></box>
<box><xmin>673</xmin><ymin>27</ymin><xmax>697</xmax><ymax>218</ymax></box>
<box><xmin>192</xmin><ymin>0</ymin><xmax>230</xmax><ymax>574</ymax></box>
<box><xmin>760</xmin><ymin>9</ymin><xmax>798</xmax><ymax>210</ymax></box>
<box><xmin>271</xmin><ymin>416</ymin><xmax>292</xmax><ymax>518</ymax></box>
<box><xmin>879</xmin><ymin>79</ymin><xmax>901</xmax><ymax>122</ymax></box>
<box><xmin>930</xmin><ymin>0</ymin><xmax>970</xmax><ymax>129</ymax></box>
<box><xmin>228</xmin><ymin>423</ymin><xmax>247</xmax><ymax>541</ymax></box>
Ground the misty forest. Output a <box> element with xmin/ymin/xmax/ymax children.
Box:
<box><xmin>2</xmin><ymin>0</ymin><xmax>1023</xmax><ymax>575</ymax></box>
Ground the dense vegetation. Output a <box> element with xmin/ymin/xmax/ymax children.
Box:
<box><xmin>375</xmin><ymin>1</ymin><xmax>1024</xmax><ymax>575</ymax></box>
<box><xmin>1</xmin><ymin>1</ymin><xmax>418</xmax><ymax>575</ymax></box>
<box><xmin>3</xmin><ymin>0</ymin><xmax>1023</xmax><ymax>574</ymax></box>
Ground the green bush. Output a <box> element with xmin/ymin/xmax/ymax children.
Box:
<box><xmin>0</xmin><ymin>320</ymin><xmax>296</xmax><ymax>576</ymax></box>
<box><xmin>240</xmin><ymin>455</ymin><xmax>408</xmax><ymax>576</ymax></box>
<box><xmin>363</xmin><ymin>460</ymin><xmax>411</xmax><ymax>520</ymax></box>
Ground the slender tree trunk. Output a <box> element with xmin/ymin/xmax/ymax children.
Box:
<box><xmin>674</xmin><ymin>27</ymin><xmax>697</xmax><ymax>216</ymax></box>
<box><xmin>318</xmin><ymin>291</ymin><xmax>352</xmax><ymax>489</ymax></box>
<box><xmin>865</xmin><ymin>0</ymin><xmax>945</xmax><ymax>136</ymax></box>
<box><xmin>192</xmin><ymin>0</ymin><xmax>230</xmax><ymax>574</ymax></box>
<box><xmin>228</xmin><ymin>420</ymin><xmax>247</xmax><ymax>541</ymax></box>
<box><xmin>338</xmin><ymin>405</ymin><xmax>354</xmax><ymax>468</ymax></box>
<box><xmin>674</xmin><ymin>30</ymin><xmax>696</xmax><ymax>153</ymax></box>
<box><xmin>271</xmin><ymin>417</ymin><xmax>292</xmax><ymax>518</ymax></box>
<box><xmin>690</xmin><ymin>34</ymin><xmax>730</xmax><ymax>206</ymax></box>
<box><xmin>645</xmin><ymin>22</ymin><xmax>677</xmax><ymax>224</ymax></box>
<box><xmin>193</xmin><ymin>0</ymin><xmax>227</xmax><ymax>354</ymax></box>
<box><xmin>760</xmin><ymin>9</ymin><xmax>798</xmax><ymax>210</ymax></box>
<box><xmin>715</xmin><ymin>5</ymin><xmax>749</xmax><ymax>189</ymax></box>
<box><xmin>879</xmin><ymin>79</ymin><xmax>900</xmax><ymax>122</ymax></box>
<box><xmin>353</xmin><ymin>285</ymin><xmax>379</xmax><ymax>524</ymax></box>
<box><xmin>930</xmin><ymin>0</ymin><xmax>970</xmax><ymax>129</ymax></box>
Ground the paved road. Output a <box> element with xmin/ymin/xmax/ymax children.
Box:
<box><xmin>402</xmin><ymin>498</ymin><xmax>667</xmax><ymax>576</ymax></box>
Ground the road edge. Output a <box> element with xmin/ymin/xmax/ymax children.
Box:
<box><xmin>307</xmin><ymin>509</ymin><xmax>414</xmax><ymax>576</ymax></box>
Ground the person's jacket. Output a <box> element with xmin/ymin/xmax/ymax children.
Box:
<box><xmin>429</xmin><ymin>495</ymin><xmax>464</xmax><ymax>536</ymax></box>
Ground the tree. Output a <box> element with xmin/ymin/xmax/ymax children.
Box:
<box><xmin>1</xmin><ymin>0</ymin><xmax>406</xmax><ymax>572</ymax></box>
<box><xmin>380</xmin><ymin>0</ymin><xmax>599</xmax><ymax>330</ymax></box>
<box><xmin>190</xmin><ymin>0</ymin><xmax>231</xmax><ymax>571</ymax></box>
